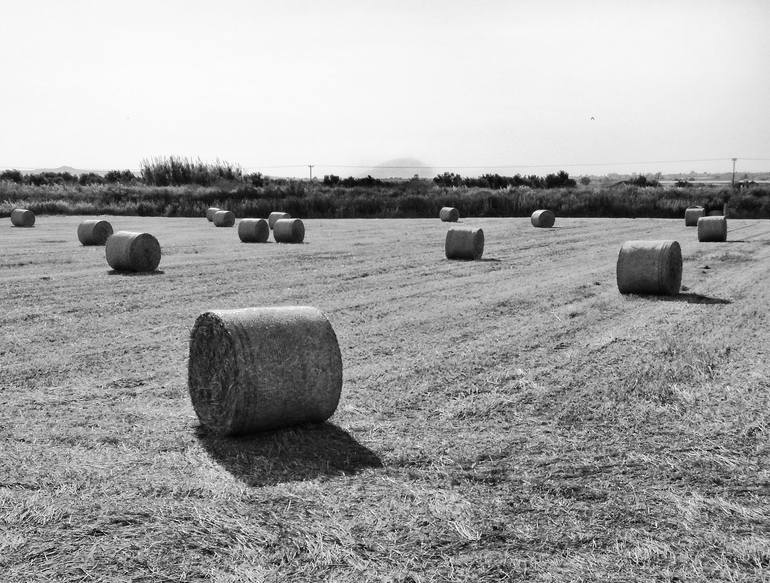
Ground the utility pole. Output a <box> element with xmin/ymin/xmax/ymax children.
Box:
<box><xmin>308</xmin><ymin>164</ymin><xmax>314</xmax><ymax>181</ymax></box>
<box><xmin>731</xmin><ymin>158</ymin><xmax>737</xmax><ymax>188</ymax></box>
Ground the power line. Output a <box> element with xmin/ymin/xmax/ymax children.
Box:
<box><xmin>4</xmin><ymin>156</ymin><xmax>770</xmax><ymax>174</ymax></box>
<box><xmin>312</xmin><ymin>158</ymin><xmax>732</xmax><ymax>170</ymax></box>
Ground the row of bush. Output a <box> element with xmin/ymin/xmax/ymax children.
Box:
<box><xmin>2</xmin><ymin>180</ymin><xmax>769</xmax><ymax>219</ymax></box>
<box><xmin>433</xmin><ymin>170</ymin><xmax>579</xmax><ymax>189</ymax></box>
<box><xmin>0</xmin><ymin>169</ymin><xmax>138</xmax><ymax>186</ymax></box>
<box><xmin>4</xmin><ymin>167</ymin><xmax>580</xmax><ymax>190</ymax></box>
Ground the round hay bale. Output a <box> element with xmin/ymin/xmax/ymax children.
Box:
<box><xmin>77</xmin><ymin>219</ymin><xmax>113</xmax><ymax>245</ymax></box>
<box><xmin>188</xmin><ymin>306</ymin><xmax>343</xmax><ymax>435</ymax></box>
<box><xmin>205</xmin><ymin>207</ymin><xmax>221</xmax><ymax>221</ymax></box>
<box><xmin>273</xmin><ymin>218</ymin><xmax>305</xmax><ymax>243</ymax></box>
<box><xmin>697</xmin><ymin>216</ymin><xmax>727</xmax><ymax>242</ymax></box>
<box><xmin>105</xmin><ymin>231</ymin><xmax>161</xmax><ymax>272</ymax></box>
<box><xmin>531</xmin><ymin>209</ymin><xmax>556</xmax><ymax>228</ymax></box>
<box><xmin>238</xmin><ymin>218</ymin><xmax>270</xmax><ymax>243</ymax></box>
<box><xmin>684</xmin><ymin>206</ymin><xmax>705</xmax><ymax>227</ymax></box>
<box><xmin>10</xmin><ymin>208</ymin><xmax>35</xmax><ymax>227</ymax></box>
<box><xmin>439</xmin><ymin>207</ymin><xmax>459</xmax><ymax>222</ymax></box>
<box><xmin>268</xmin><ymin>212</ymin><xmax>291</xmax><ymax>229</ymax></box>
<box><xmin>445</xmin><ymin>227</ymin><xmax>484</xmax><ymax>260</ymax></box>
<box><xmin>616</xmin><ymin>240</ymin><xmax>682</xmax><ymax>295</ymax></box>
<box><xmin>213</xmin><ymin>210</ymin><xmax>235</xmax><ymax>227</ymax></box>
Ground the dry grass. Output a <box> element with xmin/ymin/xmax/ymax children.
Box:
<box><xmin>1</xmin><ymin>216</ymin><xmax>768</xmax><ymax>582</ymax></box>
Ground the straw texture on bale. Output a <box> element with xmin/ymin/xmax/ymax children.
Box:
<box><xmin>439</xmin><ymin>207</ymin><xmax>459</xmax><ymax>222</ymax></box>
<box><xmin>531</xmin><ymin>209</ymin><xmax>556</xmax><ymax>228</ymax></box>
<box><xmin>268</xmin><ymin>212</ymin><xmax>291</xmax><ymax>229</ymax></box>
<box><xmin>205</xmin><ymin>207</ymin><xmax>221</xmax><ymax>221</ymax></box>
<box><xmin>105</xmin><ymin>231</ymin><xmax>161</xmax><ymax>272</ymax></box>
<box><xmin>77</xmin><ymin>219</ymin><xmax>113</xmax><ymax>245</ymax></box>
<box><xmin>684</xmin><ymin>207</ymin><xmax>705</xmax><ymax>227</ymax></box>
<box><xmin>188</xmin><ymin>306</ymin><xmax>343</xmax><ymax>435</ymax></box>
<box><xmin>616</xmin><ymin>240</ymin><xmax>682</xmax><ymax>295</ymax></box>
<box><xmin>213</xmin><ymin>210</ymin><xmax>235</xmax><ymax>227</ymax></box>
<box><xmin>238</xmin><ymin>218</ymin><xmax>270</xmax><ymax>243</ymax></box>
<box><xmin>445</xmin><ymin>227</ymin><xmax>484</xmax><ymax>260</ymax></box>
<box><xmin>273</xmin><ymin>218</ymin><xmax>305</xmax><ymax>243</ymax></box>
<box><xmin>697</xmin><ymin>216</ymin><xmax>727</xmax><ymax>242</ymax></box>
<box><xmin>10</xmin><ymin>208</ymin><xmax>35</xmax><ymax>227</ymax></box>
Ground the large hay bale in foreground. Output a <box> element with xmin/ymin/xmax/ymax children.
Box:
<box><xmin>105</xmin><ymin>231</ymin><xmax>161</xmax><ymax>272</ymax></box>
<box><xmin>531</xmin><ymin>209</ymin><xmax>556</xmax><ymax>228</ymax></box>
<box><xmin>268</xmin><ymin>212</ymin><xmax>290</xmax><ymax>229</ymax></box>
<box><xmin>445</xmin><ymin>227</ymin><xmax>484</xmax><ymax>260</ymax></box>
<box><xmin>697</xmin><ymin>216</ymin><xmax>727</xmax><ymax>242</ymax></box>
<box><xmin>10</xmin><ymin>208</ymin><xmax>35</xmax><ymax>227</ymax></box>
<box><xmin>205</xmin><ymin>207</ymin><xmax>221</xmax><ymax>221</ymax></box>
<box><xmin>77</xmin><ymin>219</ymin><xmax>113</xmax><ymax>245</ymax></box>
<box><xmin>273</xmin><ymin>218</ymin><xmax>305</xmax><ymax>243</ymax></box>
<box><xmin>213</xmin><ymin>210</ymin><xmax>235</xmax><ymax>227</ymax></box>
<box><xmin>684</xmin><ymin>206</ymin><xmax>705</xmax><ymax>227</ymax></box>
<box><xmin>238</xmin><ymin>218</ymin><xmax>270</xmax><ymax>243</ymax></box>
<box><xmin>439</xmin><ymin>207</ymin><xmax>459</xmax><ymax>222</ymax></box>
<box><xmin>616</xmin><ymin>240</ymin><xmax>682</xmax><ymax>295</ymax></box>
<box><xmin>188</xmin><ymin>306</ymin><xmax>343</xmax><ymax>435</ymax></box>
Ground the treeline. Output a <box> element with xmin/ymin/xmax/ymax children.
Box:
<box><xmin>0</xmin><ymin>157</ymin><xmax>254</xmax><ymax>188</ymax></box>
<box><xmin>2</xmin><ymin>158</ymin><xmax>585</xmax><ymax>190</ymax></box>
<box><xmin>0</xmin><ymin>168</ymin><xmax>137</xmax><ymax>186</ymax></box>
<box><xmin>433</xmin><ymin>170</ymin><xmax>578</xmax><ymax>189</ymax></box>
<box><xmin>2</xmin><ymin>180</ymin><xmax>769</xmax><ymax>219</ymax></box>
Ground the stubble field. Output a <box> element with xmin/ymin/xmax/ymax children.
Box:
<box><xmin>1</xmin><ymin>215</ymin><xmax>769</xmax><ymax>582</ymax></box>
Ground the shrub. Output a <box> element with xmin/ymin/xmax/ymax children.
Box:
<box><xmin>104</xmin><ymin>170</ymin><xmax>137</xmax><ymax>183</ymax></box>
<box><xmin>140</xmin><ymin>156</ymin><xmax>243</xmax><ymax>186</ymax></box>
<box><xmin>78</xmin><ymin>173</ymin><xmax>104</xmax><ymax>186</ymax></box>
<box><xmin>1</xmin><ymin>169</ymin><xmax>23</xmax><ymax>183</ymax></box>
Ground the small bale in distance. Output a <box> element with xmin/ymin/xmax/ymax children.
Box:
<box><xmin>77</xmin><ymin>219</ymin><xmax>113</xmax><ymax>245</ymax></box>
<box><xmin>268</xmin><ymin>211</ymin><xmax>291</xmax><ymax>229</ymax></box>
<box><xmin>213</xmin><ymin>210</ymin><xmax>235</xmax><ymax>227</ymax></box>
<box><xmin>684</xmin><ymin>206</ymin><xmax>705</xmax><ymax>227</ymax></box>
<box><xmin>445</xmin><ymin>227</ymin><xmax>484</xmax><ymax>260</ymax></box>
<box><xmin>616</xmin><ymin>240</ymin><xmax>682</xmax><ymax>295</ymax></box>
<box><xmin>697</xmin><ymin>216</ymin><xmax>727</xmax><ymax>242</ymax></box>
<box><xmin>10</xmin><ymin>208</ymin><xmax>35</xmax><ymax>227</ymax></box>
<box><xmin>273</xmin><ymin>218</ymin><xmax>305</xmax><ymax>243</ymax></box>
<box><xmin>439</xmin><ymin>207</ymin><xmax>460</xmax><ymax>222</ymax></box>
<box><xmin>205</xmin><ymin>207</ymin><xmax>221</xmax><ymax>221</ymax></box>
<box><xmin>531</xmin><ymin>209</ymin><xmax>556</xmax><ymax>228</ymax></box>
<box><xmin>187</xmin><ymin>306</ymin><xmax>343</xmax><ymax>435</ymax></box>
<box><xmin>238</xmin><ymin>218</ymin><xmax>270</xmax><ymax>243</ymax></box>
<box><xmin>105</xmin><ymin>231</ymin><xmax>161</xmax><ymax>272</ymax></box>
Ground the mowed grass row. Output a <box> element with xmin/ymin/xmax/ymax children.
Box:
<box><xmin>1</xmin><ymin>216</ymin><xmax>769</xmax><ymax>582</ymax></box>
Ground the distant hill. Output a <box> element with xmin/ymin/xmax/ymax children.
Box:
<box><xmin>361</xmin><ymin>158</ymin><xmax>434</xmax><ymax>179</ymax></box>
<box><xmin>33</xmin><ymin>165</ymin><xmax>103</xmax><ymax>175</ymax></box>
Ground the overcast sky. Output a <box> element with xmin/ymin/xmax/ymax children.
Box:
<box><xmin>1</xmin><ymin>0</ymin><xmax>768</xmax><ymax>177</ymax></box>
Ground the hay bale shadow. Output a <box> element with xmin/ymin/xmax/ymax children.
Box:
<box><xmin>106</xmin><ymin>270</ymin><xmax>165</xmax><ymax>276</ymax></box>
<box><xmin>636</xmin><ymin>292</ymin><xmax>731</xmax><ymax>305</ymax></box>
<box><xmin>196</xmin><ymin>422</ymin><xmax>382</xmax><ymax>487</ymax></box>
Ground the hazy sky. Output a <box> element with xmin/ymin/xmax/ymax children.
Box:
<box><xmin>1</xmin><ymin>0</ymin><xmax>768</xmax><ymax>177</ymax></box>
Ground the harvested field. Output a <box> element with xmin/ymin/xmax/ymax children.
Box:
<box><xmin>1</xmin><ymin>216</ymin><xmax>769</xmax><ymax>582</ymax></box>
